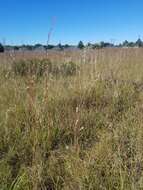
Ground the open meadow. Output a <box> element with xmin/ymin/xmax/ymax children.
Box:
<box><xmin>1</xmin><ymin>48</ymin><xmax>143</xmax><ymax>189</ymax></box>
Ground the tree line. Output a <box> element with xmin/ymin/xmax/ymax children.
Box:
<box><xmin>0</xmin><ymin>38</ymin><xmax>143</xmax><ymax>52</ymax></box>
<box><xmin>77</xmin><ymin>38</ymin><xmax>143</xmax><ymax>49</ymax></box>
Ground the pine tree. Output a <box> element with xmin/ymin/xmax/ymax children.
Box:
<box><xmin>78</xmin><ymin>41</ymin><xmax>84</xmax><ymax>49</ymax></box>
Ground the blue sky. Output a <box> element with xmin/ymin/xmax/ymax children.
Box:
<box><xmin>0</xmin><ymin>0</ymin><xmax>143</xmax><ymax>45</ymax></box>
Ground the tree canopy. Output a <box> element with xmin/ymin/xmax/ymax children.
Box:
<box><xmin>0</xmin><ymin>43</ymin><xmax>4</xmax><ymax>53</ymax></box>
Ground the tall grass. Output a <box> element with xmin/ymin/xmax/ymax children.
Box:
<box><xmin>1</xmin><ymin>48</ymin><xmax>143</xmax><ymax>189</ymax></box>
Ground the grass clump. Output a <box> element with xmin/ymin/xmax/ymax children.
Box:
<box><xmin>12</xmin><ymin>59</ymin><xmax>78</xmax><ymax>78</ymax></box>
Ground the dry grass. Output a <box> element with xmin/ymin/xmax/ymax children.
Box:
<box><xmin>1</xmin><ymin>48</ymin><xmax>143</xmax><ymax>189</ymax></box>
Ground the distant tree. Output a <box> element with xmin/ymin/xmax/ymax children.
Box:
<box><xmin>13</xmin><ymin>46</ymin><xmax>19</xmax><ymax>51</ymax></box>
<box><xmin>136</xmin><ymin>38</ymin><xmax>143</xmax><ymax>47</ymax></box>
<box><xmin>34</xmin><ymin>44</ymin><xmax>43</xmax><ymax>49</ymax></box>
<box><xmin>93</xmin><ymin>43</ymin><xmax>100</xmax><ymax>49</ymax></box>
<box><xmin>47</xmin><ymin>44</ymin><xmax>54</xmax><ymax>49</ymax></box>
<box><xmin>64</xmin><ymin>44</ymin><xmax>70</xmax><ymax>49</ymax></box>
<box><xmin>128</xmin><ymin>42</ymin><xmax>135</xmax><ymax>47</ymax></box>
<box><xmin>122</xmin><ymin>40</ymin><xmax>129</xmax><ymax>47</ymax></box>
<box><xmin>87</xmin><ymin>42</ymin><xmax>91</xmax><ymax>47</ymax></box>
<box><xmin>103</xmin><ymin>42</ymin><xmax>114</xmax><ymax>48</ymax></box>
<box><xmin>50</xmin><ymin>45</ymin><xmax>55</xmax><ymax>49</ymax></box>
<box><xmin>100</xmin><ymin>41</ymin><xmax>105</xmax><ymax>48</ymax></box>
<box><xmin>26</xmin><ymin>45</ymin><xmax>33</xmax><ymax>51</ymax></box>
<box><xmin>87</xmin><ymin>42</ymin><xmax>93</xmax><ymax>49</ymax></box>
<box><xmin>78</xmin><ymin>41</ymin><xmax>84</xmax><ymax>49</ymax></box>
<box><xmin>0</xmin><ymin>43</ymin><xmax>4</xmax><ymax>53</ymax></box>
<box><xmin>58</xmin><ymin>43</ymin><xmax>64</xmax><ymax>50</ymax></box>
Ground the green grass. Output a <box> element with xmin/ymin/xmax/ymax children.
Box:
<box><xmin>1</xmin><ymin>49</ymin><xmax>143</xmax><ymax>189</ymax></box>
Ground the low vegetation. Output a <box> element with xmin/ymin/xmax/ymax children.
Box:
<box><xmin>1</xmin><ymin>49</ymin><xmax>143</xmax><ymax>189</ymax></box>
<box><xmin>12</xmin><ymin>59</ymin><xmax>78</xmax><ymax>77</ymax></box>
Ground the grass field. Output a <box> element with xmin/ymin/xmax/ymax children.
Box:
<box><xmin>1</xmin><ymin>48</ymin><xmax>143</xmax><ymax>189</ymax></box>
